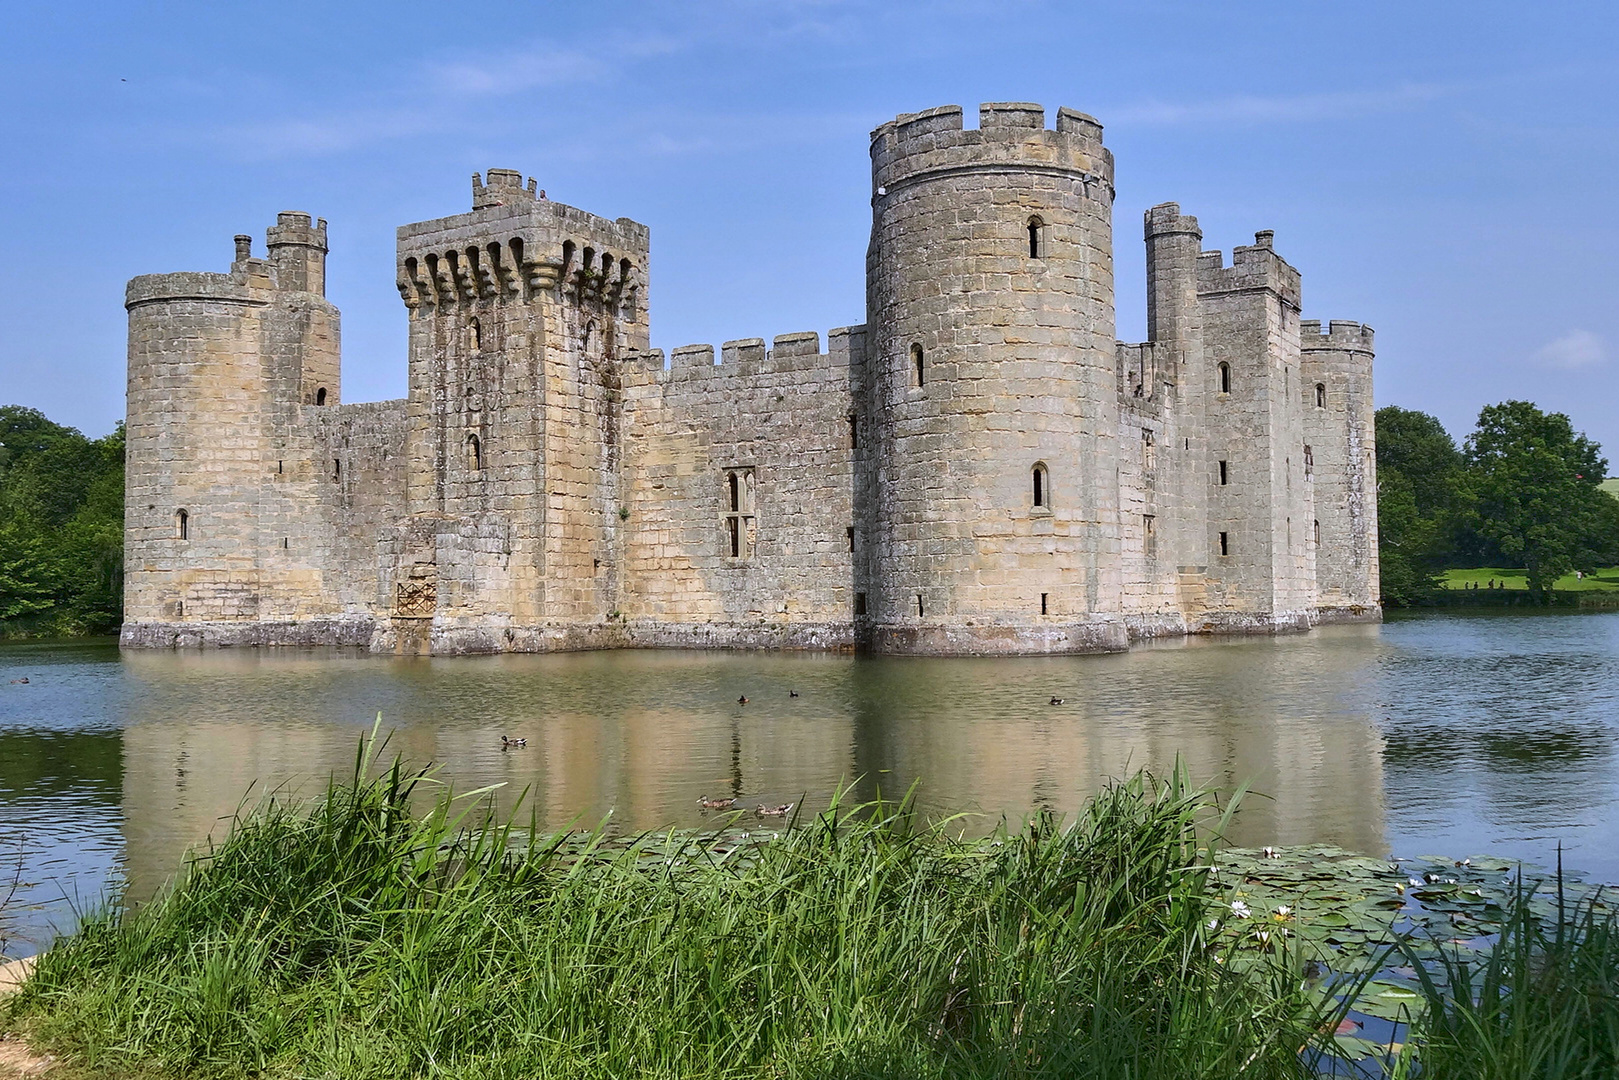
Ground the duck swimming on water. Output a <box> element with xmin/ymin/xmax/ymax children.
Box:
<box><xmin>755</xmin><ymin>803</ymin><xmax>793</xmax><ymax>818</ymax></box>
<box><xmin>698</xmin><ymin>796</ymin><xmax>737</xmax><ymax>810</ymax></box>
<box><xmin>1049</xmin><ymin>697</ymin><xmax>1064</xmax><ymax>705</ymax></box>
<box><xmin>501</xmin><ymin>735</ymin><xmax>527</xmax><ymax>749</ymax></box>
<box><xmin>737</xmin><ymin>695</ymin><xmax>749</xmax><ymax>705</ymax></box>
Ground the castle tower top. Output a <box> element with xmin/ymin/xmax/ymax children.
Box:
<box><xmin>472</xmin><ymin>168</ymin><xmax>540</xmax><ymax>210</ymax></box>
<box><xmin>265</xmin><ymin>211</ymin><xmax>328</xmax><ymax>295</ymax></box>
<box><xmin>869</xmin><ymin>102</ymin><xmax>1113</xmax><ymax>197</ymax></box>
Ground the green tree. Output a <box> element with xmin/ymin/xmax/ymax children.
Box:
<box><xmin>0</xmin><ymin>406</ymin><xmax>124</xmax><ymax>635</ymax></box>
<box><xmin>1374</xmin><ymin>406</ymin><xmax>1465</xmax><ymax>605</ymax></box>
<box><xmin>1462</xmin><ymin>400</ymin><xmax>1612</xmax><ymax>598</ymax></box>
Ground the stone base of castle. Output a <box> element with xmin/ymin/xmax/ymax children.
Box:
<box><xmin>120</xmin><ymin>606</ymin><xmax>1380</xmax><ymax>655</ymax></box>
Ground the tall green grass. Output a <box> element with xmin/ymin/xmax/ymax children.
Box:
<box><xmin>5</xmin><ymin>735</ymin><xmax>1327</xmax><ymax>1079</ymax></box>
<box><xmin>1386</xmin><ymin>861</ymin><xmax>1619</xmax><ymax>1079</ymax></box>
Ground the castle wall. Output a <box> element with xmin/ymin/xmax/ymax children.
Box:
<box><xmin>122</xmin><ymin>102</ymin><xmax>1380</xmax><ymax>657</ymax></box>
<box><xmin>615</xmin><ymin>330</ymin><xmax>863</xmax><ymax>648</ymax></box>
<box><xmin>1301</xmin><ymin>322</ymin><xmax>1379</xmax><ymax>616</ymax></box>
<box><xmin>1197</xmin><ymin>235</ymin><xmax>1317</xmax><ymax>631</ymax></box>
<box><xmin>864</xmin><ymin>103</ymin><xmax>1127</xmax><ymax>655</ymax></box>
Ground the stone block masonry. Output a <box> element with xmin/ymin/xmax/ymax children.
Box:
<box><xmin>121</xmin><ymin>104</ymin><xmax>1379</xmax><ymax>656</ymax></box>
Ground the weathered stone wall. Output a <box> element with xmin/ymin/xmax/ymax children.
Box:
<box><xmin>865</xmin><ymin>103</ymin><xmax>1128</xmax><ymax>655</ymax></box>
<box><xmin>122</xmin><ymin>103</ymin><xmax>1381</xmax><ymax>656</ymax></box>
<box><xmin>1301</xmin><ymin>322</ymin><xmax>1379</xmax><ymax>617</ymax></box>
<box><xmin>616</xmin><ymin>329</ymin><xmax>863</xmax><ymax>648</ymax></box>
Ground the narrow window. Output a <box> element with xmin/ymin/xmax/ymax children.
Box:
<box><xmin>729</xmin><ymin>472</ymin><xmax>740</xmax><ymax>513</ymax></box>
<box><xmin>314</xmin><ymin>386</ymin><xmax>327</xmax><ymax>406</ymax></box>
<box><xmin>1313</xmin><ymin>519</ymin><xmax>1321</xmax><ymax>546</ymax></box>
<box><xmin>175</xmin><ymin>599</ymin><xmax>184</xmax><ymax>617</ymax></box>
<box><xmin>1219</xmin><ymin>531</ymin><xmax>1229</xmax><ymax>557</ymax></box>
<box><xmin>854</xmin><ymin>592</ymin><xmax>867</xmax><ymax>616</ymax></box>
<box><xmin>467</xmin><ymin>433</ymin><xmax>483</xmax><ymax>471</ymax></box>
<box><xmin>1142</xmin><ymin>429</ymin><xmax>1155</xmax><ymax>471</ymax></box>
<box><xmin>848</xmin><ymin>413</ymin><xmax>859</xmax><ymax>449</ymax></box>
<box><xmin>1032</xmin><ymin>462</ymin><xmax>1048</xmax><ymax>508</ymax></box>
<box><xmin>1218</xmin><ymin>460</ymin><xmax>1228</xmax><ymax>486</ymax></box>
<box><xmin>728</xmin><ymin>517</ymin><xmax>741</xmax><ymax>558</ymax></box>
<box><xmin>1144</xmin><ymin>514</ymin><xmax>1156</xmax><ymax>557</ymax></box>
<box><xmin>917</xmin><ymin>595</ymin><xmax>925</xmax><ymax>617</ymax></box>
<box><xmin>468</xmin><ymin>317</ymin><xmax>481</xmax><ymax>352</ymax></box>
<box><xmin>846</xmin><ymin>526</ymin><xmax>855</xmax><ymax>552</ymax></box>
<box><xmin>333</xmin><ymin>458</ymin><xmax>341</xmax><ymax>481</ymax></box>
<box><xmin>1218</xmin><ymin>362</ymin><xmax>1231</xmax><ymax>394</ymax></box>
<box><xmin>277</xmin><ymin>460</ymin><xmax>283</xmax><ymax>474</ymax></box>
<box><xmin>582</xmin><ymin>320</ymin><xmax>595</xmax><ymax>353</ymax></box>
<box><xmin>1315</xmin><ymin>382</ymin><xmax>1326</xmax><ymax>408</ymax></box>
<box><xmin>1027</xmin><ymin>216</ymin><xmax>1043</xmax><ymax>258</ymax></box>
<box><xmin>175</xmin><ymin>509</ymin><xmax>188</xmax><ymax>540</ymax></box>
<box><xmin>911</xmin><ymin>342</ymin><xmax>925</xmax><ymax>387</ymax></box>
<box><xmin>1040</xmin><ymin>592</ymin><xmax>1048</xmax><ymax>615</ymax></box>
<box><xmin>1304</xmin><ymin>445</ymin><xmax>1313</xmax><ymax>476</ymax></box>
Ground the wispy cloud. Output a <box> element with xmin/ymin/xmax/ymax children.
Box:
<box><xmin>1108</xmin><ymin>82</ymin><xmax>1454</xmax><ymax>127</ymax></box>
<box><xmin>1532</xmin><ymin>329</ymin><xmax>1606</xmax><ymax>370</ymax></box>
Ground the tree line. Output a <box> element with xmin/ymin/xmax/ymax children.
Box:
<box><xmin>0</xmin><ymin>405</ymin><xmax>124</xmax><ymax>635</ymax></box>
<box><xmin>1377</xmin><ymin>400</ymin><xmax>1619</xmax><ymax>604</ymax></box>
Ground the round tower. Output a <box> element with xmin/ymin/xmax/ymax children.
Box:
<box><xmin>862</xmin><ymin>102</ymin><xmax>1125</xmax><ymax>654</ymax></box>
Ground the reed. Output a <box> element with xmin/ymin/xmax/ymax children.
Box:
<box><xmin>5</xmin><ymin>733</ymin><xmax>1326</xmax><ymax>1079</ymax></box>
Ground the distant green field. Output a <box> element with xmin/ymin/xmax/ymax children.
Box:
<box><xmin>1603</xmin><ymin>477</ymin><xmax>1619</xmax><ymax>499</ymax></box>
<box><xmin>1442</xmin><ymin>566</ymin><xmax>1619</xmax><ymax>592</ymax></box>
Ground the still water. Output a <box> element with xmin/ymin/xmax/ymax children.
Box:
<box><xmin>3</xmin><ymin>612</ymin><xmax>1617</xmax><ymax>957</ymax></box>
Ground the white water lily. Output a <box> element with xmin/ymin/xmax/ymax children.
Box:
<box><xmin>1273</xmin><ymin>905</ymin><xmax>1292</xmax><ymax>919</ymax></box>
<box><xmin>1230</xmin><ymin>900</ymin><xmax>1252</xmax><ymax>918</ymax></box>
<box><xmin>1208</xmin><ymin>918</ymin><xmax>1221</xmax><ymax>930</ymax></box>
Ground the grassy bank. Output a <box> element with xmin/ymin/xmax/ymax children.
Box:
<box><xmin>1441</xmin><ymin>566</ymin><xmax>1619</xmax><ymax>592</ymax></box>
<box><xmin>4</xmin><ymin>737</ymin><xmax>1616</xmax><ymax>1079</ymax></box>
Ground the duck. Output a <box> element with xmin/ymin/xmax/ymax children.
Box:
<box><xmin>788</xmin><ymin>690</ymin><xmax>799</xmax><ymax>698</ymax></box>
<box><xmin>737</xmin><ymin>695</ymin><xmax>749</xmax><ymax>705</ymax></box>
<box><xmin>755</xmin><ymin>803</ymin><xmax>793</xmax><ymax>818</ymax></box>
<box><xmin>1048</xmin><ymin>696</ymin><xmax>1064</xmax><ymax>705</ymax></box>
<box><xmin>698</xmin><ymin>795</ymin><xmax>737</xmax><ymax>810</ymax></box>
<box><xmin>8</xmin><ymin>677</ymin><xmax>27</xmax><ymax>685</ymax></box>
<box><xmin>500</xmin><ymin>735</ymin><xmax>527</xmax><ymax>749</ymax></box>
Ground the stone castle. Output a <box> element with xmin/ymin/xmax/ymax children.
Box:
<box><xmin>121</xmin><ymin>102</ymin><xmax>1379</xmax><ymax>656</ymax></box>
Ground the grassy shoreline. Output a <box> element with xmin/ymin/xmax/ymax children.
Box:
<box><xmin>4</xmin><ymin>738</ymin><xmax>1616</xmax><ymax>1078</ymax></box>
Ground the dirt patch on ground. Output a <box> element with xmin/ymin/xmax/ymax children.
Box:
<box><xmin>0</xmin><ymin>958</ymin><xmax>53</xmax><ymax>1077</ymax></box>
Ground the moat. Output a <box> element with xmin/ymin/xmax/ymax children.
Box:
<box><xmin>3</xmin><ymin>611</ymin><xmax>1618</xmax><ymax>958</ymax></box>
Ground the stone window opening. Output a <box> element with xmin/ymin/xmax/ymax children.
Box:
<box><xmin>1286</xmin><ymin>457</ymin><xmax>1291</xmax><ymax>489</ymax></box>
<box><xmin>1315</xmin><ymin>382</ymin><xmax>1327</xmax><ymax>408</ymax></box>
<box><xmin>911</xmin><ymin>342</ymin><xmax>925</xmax><ymax>387</ymax></box>
<box><xmin>315</xmin><ymin>386</ymin><xmax>327</xmax><ymax>406</ymax></box>
<box><xmin>175</xmin><ymin>599</ymin><xmax>184</xmax><ymax>617</ymax></box>
<box><xmin>277</xmin><ymin>460</ymin><xmax>283</xmax><ymax>475</ymax></box>
<box><xmin>1219</xmin><ymin>531</ymin><xmax>1229</xmax><ymax>557</ymax></box>
<box><xmin>582</xmin><ymin>320</ymin><xmax>595</xmax><ymax>353</ymax></box>
<box><xmin>848</xmin><ymin>413</ymin><xmax>859</xmax><ymax>449</ymax></box>
<box><xmin>846</xmin><ymin>526</ymin><xmax>855</xmax><ymax>552</ymax></box>
<box><xmin>1218</xmin><ymin>459</ymin><xmax>1228</xmax><ymax>486</ymax></box>
<box><xmin>1041</xmin><ymin>592</ymin><xmax>1048</xmax><ymax>616</ymax></box>
<box><xmin>175</xmin><ymin>509</ymin><xmax>188</xmax><ymax>541</ymax></box>
<box><xmin>916</xmin><ymin>594</ymin><xmax>925</xmax><ymax>617</ymax></box>
<box><xmin>1142</xmin><ymin>429</ymin><xmax>1156</xmax><ymax>471</ymax></box>
<box><xmin>1304</xmin><ymin>444</ymin><xmax>1314</xmax><ymax>476</ymax></box>
<box><xmin>1144</xmin><ymin>514</ymin><xmax>1157</xmax><ymax>557</ymax></box>
<box><xmin>332</xmin><ymin>458</ymin><xmax>341</xmax><ymax>481</ymax></box>
<box><xmin>561</xmin><ymin>240</ymin><xmax>575</xmax><ymax>277</ymax></box>
<box><xmin>1032</xmin><ymin>462</ymin><xmax>1051</xmax><ymax>510</ymax></box>
<box><xmin>1218</xmin><ymin>362</ymin><xmax>1231</xmax><ymax>394</ymax></box>
<box><xmin>466</xmin><ymin>432</ymin><xmax>483</xmax><ymax>472</ymax></box>
<box><xmin>1027</xmin><ymin>216</ymin><xmax>1044</xmax><ymax>258</ymax></box>
<box><xmin>854</xmin><ymin>592</ymin><xmax>867</xmax><ymax>616</ymax></box>
<box><xmin>1313</xmin><ymin>519</ymin><xmax>1321</xmax><ymax>546</ymax></box>
<box><xmin>468</xmin><ymin>317</ymin><xmax>481</xmax><ymax>352</ymax></box>
<box><xmin>722</xmin><ymin>467</ymin><xmax>756</xmax><ymax>560</ymax></box>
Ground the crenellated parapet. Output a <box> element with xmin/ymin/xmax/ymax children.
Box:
<box><xmin>1300</xmin><ymin>320</ymin><xmax>1375</xmax><ymax>353</ymax></box>
<box><xmin>870</xmin><ymin>102</ymin><xmax>1113</xmax><ymax>198</ymax></box>
<box><xmin>1196</xmin><ymin>231</ymin><xmax>1302</xmax><ymax>311</ymax></box>
<box><xmin>620</xmin><ymin>327</ymin><xmax>868</xmax><ymax>390</ymax></box>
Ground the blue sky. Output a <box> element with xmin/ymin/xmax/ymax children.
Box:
<box><xmin>3</xmin><ymin>1</ymin><xmax>1616</xmax><ymax>463</ymax></box>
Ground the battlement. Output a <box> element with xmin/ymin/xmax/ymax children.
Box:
<box><xmin>870</xmin><ymin>102</ymin><xmax>1113</xmax><ymax>195</ymax></box>
<box><xmin>1196</xmin><ymin>230</ymin><xmax>1302</xmax><ymax>309</ymax></box>
<box><xmin>472</xmin><ymin>168</ymin><xmax>540</xmax><ymax>210</ymax></box>
<box><xmin>1299</xmin><ymin>320</ymin><xmax>1375</xmax><ymax>351</ymax></box>
<box><xmin>620</xmin><ymin>327</ymin><xmax>868</xmax><ymax>387</ymax></box>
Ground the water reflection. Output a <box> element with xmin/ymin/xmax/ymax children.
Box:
<box><xmin>4</xmin><ymin>613</ymin><xmax>1618</xmax><ymax>959</ymax></box>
